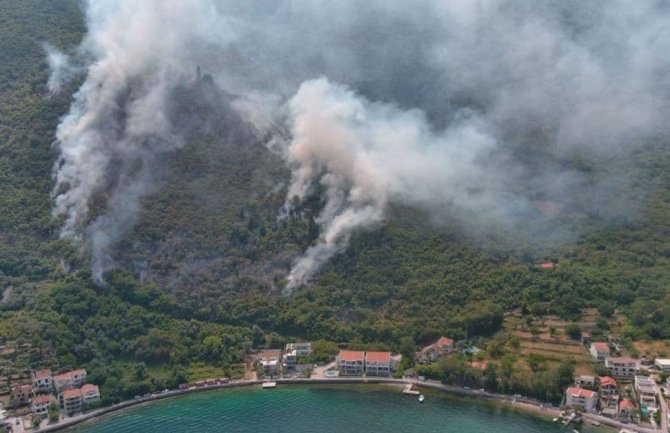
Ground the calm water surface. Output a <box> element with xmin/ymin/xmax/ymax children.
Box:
<box><xmin>66</xmin><ymin>385</ymin><xmax>592</xmax><ymax>433</ymax></box>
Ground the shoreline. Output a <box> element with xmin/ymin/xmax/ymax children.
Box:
<box><xmin>33</xmin><ymin>377</ymin><xmax>616</xmax><ymax>433</ymax></box>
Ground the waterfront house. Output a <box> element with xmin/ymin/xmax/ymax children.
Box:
<box><xmin>575</xmin><ymin>375</ymin><xmax>595</xmax><ymax>389</ymax></box>
<box><xmin>599</xmin><ymin>376</ymin><xmax>617</xmax><ymax>396</ymax></box>
<box><xmin>31</xmin><ymin>369</ymin><xmax>53</xmax><ymax>392</ymax></box>
<box><xmin>654</xmin><ymin>358</ymin><xmax>670</xmax><ymax>372</ymax></box>
<box><xmin>283</xmin><ymin>350</ymin><xmax>298</xmax><ymax>370</ymax></box>
<box><xmin>605</xmin><ymin>357</ymin><xmax>638</xmax><ymax>378</ymax></box>
<box><xmin>11</xmin><ymin>384</ymin><xmax>33</xmax><ymax>404</ymax></box>
<box><xmin>618</xmin><ymin>398</ymin><xmax>636</xmax><ymax>421</ymax></box>
<box><xmin>285</xmin><ymin>342</ymin><xmax>312</xmax><ymax>357</ymax></box>
<box><xmin>81</xmin><ymin>384</ymin><xmax>101</xmax><ymax>405</ymax></box>
<box><xmin>564</xmin><ymin>387</ymin><xmax>597</xmax><ymax>413</ymax></box>
<box><xmin>365</xmin><ymin>352</ymin><xmax>391</xmax><ymax>376</ymax></box>
<box><xmin>634</xmin><ymin>375</ymin><xmax>656</xmax><ymax>409</ymax></box>
<box><xmin>257</xmin><ymin>350</ymin><xmax>282</xmax><ymax>376</ymax></box>
<box><xmin>60</xmin><ymin>388</ymin><xmax>82</xmax><ymax>414</ymax></box>
<box><xmin>54</xmin><ymin>369</ymin><xmax>87</xmax><ymax>392</ymax></box>
<box><xmin>337</xmin><ymin>350</ymin><xmax>365</xmax><ymax>375</ymax></box>
<box><xmin>30</xmin><ymin>394</ymin><xmax>55</xmax><ymax>415</ymax></box>
<box><xmin>416</xmin><ymin>344</ymin><xmax>442</xmax><ymax>363</ymax></box>
<box><xmin>589</xmin><ymin>342</ymin><xmax>609</xmax><ymax>361</ymax></box>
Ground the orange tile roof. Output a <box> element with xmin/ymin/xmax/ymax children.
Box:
<box><xmin>600</xmin><ymin>376</ymin><xmax>617</xmax><ymax>387</ymax></box>
<box><xmin>592</xmin><ymin>342</ymin><xmax>609</xmax><ymax>351</ymax></box>
<box><xmin>436</xmin><ymin>337</ymin><xmax>454</xmax><ymax>347</ymax></box>
<box><xmin>339</xmin><ymin>350</ymin><xmax>365</xmax><ymax>362</ymax></box>
<box><xmin>31</xmin><ymin>395</ymin><xmax>54</xmax><ymax>405</ymax></box>
<box><xmin>62</xmin><ymin>388</ymin><xmax>81</xmax><ymax>400</ymax></box>
<box><xmin>566</xmin><ymin>387</ymin><xmax>596</xmax><ymax>398</ymax></box>
<box><xmin>606</xmin><ymin>356</ymin><xmax>636</xmax><ymax>364</ymax></box>
<box><xmin>366</xmin><ymin>351</ymin><xmax>390</xmax><ymax>362</ymax></box>
<box><xmin>619</xmin><ymin>398</ymin><xmax>636</xmax><ymax>410</ymax></box>
<box><xmin>34</xmin><ymin>369</ymin><xmax>52</xmax><ymax>379</ymax></box>
<box><xmin>81</xmin><ymin>384</ymin><xmax>99</xmax><ymax>393</ymax></box>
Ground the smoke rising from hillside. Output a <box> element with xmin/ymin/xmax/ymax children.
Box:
<box><xmin>50</xmin><ymin>0</ymin><xmax>670</xmax><ymax>286</ymax></box>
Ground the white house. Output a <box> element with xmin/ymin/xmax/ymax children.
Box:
<box><xmin>257</xmin><ymin>350</ymin><xmax>282</xmax><ymax>376</ymax></box>
<box><xmin>81</xmin><ymin>384</ymin><xmax>101</xmax><ymax>405</ymax></box>
<box><xmin>589</xmin><ymin>342</ymin><xmax>610</xmax><ymax>361</ymax></box>
<box><xmin>31</xmin><ymin>394</ymin><xmax>55</xmax><ymax>415</ymax></box>
<box><xmin>285</xmin><ymin>342</ymin><xmax>312</xmax><ymax>357</ymax></box>
<box><xmin>564</xmin><ymin>387</ymin><xmax>597</xmax><ymax>413</ymax></box>
<box><xmin>635</xmin><ymin>375</ymin><xmax>656</xmax><ymax>409</ymax></box>
<box><xmin>654</xmin><ymin>358</ymin><xmax>670</xmax><ymax>372</ymax></box>
<box><xmin>605</xmin><ymin>357</ymin><xmax>638</xmax><ymax>378</ymax></box>
<box><xmin>337</xmin><ymin>350</ymin><xmax>365</xmax><ymax>375</ymax></box>
<box><xmin>31</xmin><ymin>369</ymin><xmax>53</xmax><ymax>392</ymax></box>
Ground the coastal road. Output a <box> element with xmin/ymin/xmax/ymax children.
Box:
<box><xmin>651</xmin><ymin>375</ymin><xmax>668</xmax><ymax>432</ymax></box>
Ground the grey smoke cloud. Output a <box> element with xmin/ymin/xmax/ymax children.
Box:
<box><xmin>50</xmin><ymin>0</ymin><xmax>670</xmax><ymax>287</ymax></box>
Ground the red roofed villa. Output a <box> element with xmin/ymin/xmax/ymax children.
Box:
<box><xmin>435</xmin><ymin>337</ymin><xmax>454</xmax><ymax>353</ymax></box>
<box><xmin>599</xmin><ymin>376</ymin><xmax>617</xmax><ymax>396</ymax></box>
<box><xmin>337</xmin><ymin>350</ymin><xmax>365</xmax><ymax>375</ymax></box>
<box><xmin>61</xmin><ymin>388</ymin><xmax>83</xmax><ymax>414</ymax></box>
<box><xmin>589</xmin><ymin>342</ymin><xmax>610</xmax><ymax>361</ymax></box>
<box><xmin>81</xmin><ymin>384</ymin><xmax>101</xmax><ymax>404</ymax></box>
<box><xmin>365</xmin><ymin>351</ymin><xmax>391</xmax><ymax>376</ymax></box>
<box><xmin>32</xmin><ymin>369</ymin><xmax>53</xmax><ymax>391</ymax></box>
<box><xmin>564</xmin><ymin>387</ymin><xmax>597</xmax><ymax>412</ymax></box>
<box><xmin>31</xmin><ymin>394</ymin><xmax>55</xmax><ymax>415</ymax></box>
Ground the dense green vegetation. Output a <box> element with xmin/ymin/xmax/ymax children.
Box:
<box><xmin>1</xmin><ymin>0</ymin><xmax>669</xmax><ymax>406</ymax></box>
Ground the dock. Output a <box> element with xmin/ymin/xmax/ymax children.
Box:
<box><xmin>403</xmin><ymin>384</ymin><xmax>420</xmax><ymax>395</ymax></box>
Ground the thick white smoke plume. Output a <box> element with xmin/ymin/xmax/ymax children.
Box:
<box><xmin>284</xmin><ymin>79</ymin><xmax>496</xmax><ymax>288</ymax></box>
<box><xmin>49</xmin><ymin>0</ymin><xmax>670</xmax><ymax>288</ymax></box>
<box><xmin>51</xmin><ymin>1</ymin><xmax>234</xmax><ymax>281</ymax></box>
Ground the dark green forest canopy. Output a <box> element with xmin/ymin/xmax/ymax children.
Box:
<box><xmin>1</xmin><ymin>1</ymin><xmax>670</xmax><ymax>403</ymax></box>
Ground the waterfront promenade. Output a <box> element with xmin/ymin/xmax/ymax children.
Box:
<box><xmin>32</xmin><ymin>376</ymin><xmax>657</xmax><ymax>433</ymax></box>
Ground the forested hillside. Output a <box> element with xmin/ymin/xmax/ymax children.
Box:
<box><xmin>1</xmin><ymin>0</ymin><xmax>670</xmax><ymax>405</ymax></box>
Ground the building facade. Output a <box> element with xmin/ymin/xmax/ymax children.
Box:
<box><xmin>31</xmin><ymin>369</ymin><xmax>53</xmax><ymax>392</ymax></box>
<box><xmin>31</xmin><ymin>395</ymin><xmax>55</xmax><ymax>415</ymax></box>
<box><xmin>365</xmin><ymin>352</ymin><xmax>391</xmax><ymax>376</ymax></box>
<box><xmin>337</xmin><ymin>350</ymin><xmax>365</xmax><ymax>375</ymax></box>
<box><xmin>605</xmin><ymin>357</ymin><xmax>638</xmax><ymax>378</ymax></box>
<box><xmin>564</xmin><ymin>387</ymin><xmax>597</xmax><ymax>413</ymax></box>
<box><xmin>589</xmin><ymin>342</ymin><xmax>610</xmax><ymax>361</ymax></box>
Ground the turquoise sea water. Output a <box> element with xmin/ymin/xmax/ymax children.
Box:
<box><xmin>66</xmin><ymin>385</ymin><xmax>590</xmax><ymax>433</ymax></box>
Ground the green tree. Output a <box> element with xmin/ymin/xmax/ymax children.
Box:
<box><xmin>564</xmin><ymin>323</ymin><xmax>581</xmax><ymax>340</ymax></box>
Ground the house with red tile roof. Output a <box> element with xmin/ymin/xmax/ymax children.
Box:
<box><xmin>619</xmin><ymin>398</ymin><xmax>636</xmax><ymax>421</ymax></box>
<box><xmin>365</xmin><ymin>351</ymin><xmax>391</xmax><ymax>376</ymax></box>
<box><xmin>11</xmin><ymin>384</ymin><xmax>33</xmax><ymax>404</ymax></box>
<box><xmin>81</xmin><ymin>384</ymin><xmax>101</xmax><ymax>404</ymax></box>
<box><xmin>54</xmin><ymin>369</ymin><xmax>87</xmax><ymax>392</ymax></box>
<box><xmin>589</xmin><ymin>342</ymin><xmax>610</xmax><ymax>361</ymax></box>
<box><xmin>31</xmin><ymin>394</ymin><xmax>55</xmax><ymax>415</ymax></box>
<box><xmin>435</xmin><ymin>337</ymin><xmax>454</xmax><ymax>353</ymax></box>
<box><xmin>416</xmin><ymin>336</ymin><xmax>455</xmax><ymax>363</ymax></box>
<box><xmin>337</xmin><ymin>350</ymin><xmax>365</xmax><ymax>375</ymax></box>
<box><xmin>31</xmin><ymin>369</ymin><xmax>53</xmax><ymax>392</ymax></box>
<box><xmin>564</xmin><ymin>387</ymin><xmax>597</xmax><ymax>413</ymax></box>
<box><xmin>599</xmin><ymin>376</ymin><xmax>618</xmax><ymax>395</ymax></box>
<box><xmin>60</xmin><ymin>388</ymin><xmax>82</xmax><ymax>414</ymax></box>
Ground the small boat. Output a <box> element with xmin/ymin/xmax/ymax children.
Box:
<box><xmin>262</xmin><ymin>381</ymin><xmax>277</xmax><ymax>389</ymax></box>
<box><xmin>418</xmin><ymin>394</ymin><xmax>425</xmax><ymax>403</ymax></box>
<box><xmin>552</xmin><ymin>418</ymin><xmax>558</xmax><ymax>422</ymax></box>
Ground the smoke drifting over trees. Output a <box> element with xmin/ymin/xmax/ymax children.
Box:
<box><xmin>49</xmin><ymin>0</ymin><xmax>670</xmax><ymax>288</ymax></box>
